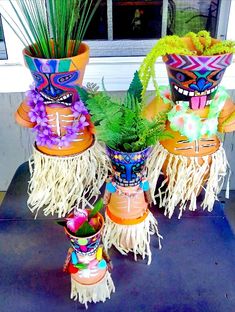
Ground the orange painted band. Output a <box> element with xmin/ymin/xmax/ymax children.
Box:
<box><xmin>106</xmin><ymin>207</ymin><xmax>149</xmax><ymax>225</ymax></box>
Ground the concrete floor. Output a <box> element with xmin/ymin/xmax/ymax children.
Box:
<box><xmin>0</xmin><ymin>191</ymin><xmax>5</xmax><ymax>205</ymax></box>
<box><xmin>0</xmin><ymin>162</ymin><xmax>235</xmax><ymax>312</ymax></box>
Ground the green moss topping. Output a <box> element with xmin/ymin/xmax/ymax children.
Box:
<box><xmin>139</xmin><ymin>31</ymin><xmax>235</xmax><ymax>97</ymax></box>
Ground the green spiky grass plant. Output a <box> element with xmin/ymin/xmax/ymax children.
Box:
<box><xmin>77</xmin><ymin>72</ymin><xmax>168</xmax><ymax>153</ymax></box>
<box><xmin>139</xmin><ymin>30</ymin><xmax>235</xmax><ymax>98</ymax></box>
<box><xmin>1</xmin><ymin>0</ymin><xmax>101</xmax><ymax>58</ymax></box>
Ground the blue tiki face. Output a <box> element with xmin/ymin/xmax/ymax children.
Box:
<box><xmin>106</xmin><ymin>146</ymin><xmax>151</xmax><ymax>186</ymax></box>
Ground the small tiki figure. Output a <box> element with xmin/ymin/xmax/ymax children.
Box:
<box><xmin>102</xmin><ymin>146</ymin><xmax>162</xmax><ymax>265</ymax></box>
<box><xmin>61</xmin><ymin>204</ymin><xmax>115</xmax><ymax>308</ymax></box>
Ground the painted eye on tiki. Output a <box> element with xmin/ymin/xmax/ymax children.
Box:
<box><xmin>58</xmin><ymin>73</ymin><xmax>73</xmax><ymax>83</ymax></box>
<box><xmin>210</xmin><ymin>69</ymin><xmax>225</xmax><ymax>81</ymax></box>
<box><xmin>175</xmin><ymin>72</ymin><xmax>186</xmax><ymax>82</ymax></box>
<box><xmin>32</xmin><ymin>73</ymin><xmax>42</xmax><ymax>81</ymax></box>
<box><xmin>169</xmin><ymin>69</ymin><xmax>192</xmax><ymax>82</ymax></box>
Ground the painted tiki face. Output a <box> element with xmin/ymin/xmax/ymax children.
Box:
<box><xmin>106</xmin><ymin>146</ymin><xmax>151</xmax><ymax>186</ymax></box>
<box><xmin>164</xmin><ymin>53</ymin><xmax>233</xmax><ymax>110</ymax></box>
<box><xmin>65</xmin><ymin>228</ymin><xmax>102</xmax><ymax>256</ymax></box>
<box><xmin>24</xmin><ymin>55</ymin><xmax>82</xmax><ymax>107</ymax></box>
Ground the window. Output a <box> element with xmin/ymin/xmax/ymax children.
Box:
<box><xmin>0</xmin><ymin>0</ymin><xmax>234</xmax><ymax>93</ymax></box>
<box><xmin>0</xmin><ymin>14</ymin><xmax>7</xmax><ymax>60</ymax></box>
<box><xmin>0</xmin><ymin>0</ymin><xmax>232</xmax><ymax>61</ymax></box>
<box><xmin>85</xmin><ymin>0</ymin><xmax>231</xmax><ymax>56</ymax></box>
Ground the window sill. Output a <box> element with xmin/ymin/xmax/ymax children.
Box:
<box><xmin>0</xmin><ymin>56</ymin><xmax>235</xmax><ymax>93</ymax></box>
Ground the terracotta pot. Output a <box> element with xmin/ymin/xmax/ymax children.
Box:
<box><xmin>107</xmin><ymin>185</ymin><xmax>148</xmax><ymax>223</ymax></box>
<box><xmin>36</xmin><ymin>105</ymin><xmax>94</xmax><ymax>156</ymax></box>
<box><xmin>15</xmin><ymin>99</ymin><xmax>36</xmax><ymax>128</ymax></box>
<box><xmin>162</xmin><ymin>37</ymin><xmax>233</xmax><ymax>111</ymax></box>
<box><xmin>64</xmin><ymin>212</ymin><xmax>104</xmax><ymax>254</ymax></box>
<box><xmin>64</xmin><ymin>212</ymin><xmax>107</xmax><ymax>285</ymax></box>
<box><xmin>15</xmin><ymin>42</ymin><xmax>93</xmax><ymax>156</ymax></box>
<box><xmin>105</xmin><ymin>147</ymin><xmax>151</xmax><ymax>224</ymax></box>
<box><xmin>218</xmin><ymin>97</ymin><xmax>235</xmax><ymax>133</ymax></box>
<box><xmin>23</xmin><ymin>42</ymin><xmax>89</xmax><ymax>105</ymax></box>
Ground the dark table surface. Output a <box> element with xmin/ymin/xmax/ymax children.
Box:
<box><xmin>0</xmin><ymin>162</ymin><xmax>235</xmax><ymax>312</ymax></box>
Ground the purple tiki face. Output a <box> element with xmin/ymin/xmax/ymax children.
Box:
<box><xmin>164</xmin><ymin>53</ymin><xmax>233</xmax><ymax>110</ymax></box>
<box><xmin>32</xmin><ymin>71</ymin><xmax>80</xmax><ymax>106</ymax></box>
<box><xmin>106</xmin><ymin>146</ymin><xmax>151</xmax><ymax>186</ymax></box>
<box><xmin>24</xmin><ymin>55</ymin><xmax>82</xmax><ymax>107</ymax></box>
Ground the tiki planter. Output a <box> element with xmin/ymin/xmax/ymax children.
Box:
<box><xmin>102</xmin><ymin>146</ymin><xmax>162</xmax><ymax>265</ymax></box>
<box><xmin>63</xmin><ymin>211</ymin><xmax>115</xmax><ymax>308</ymax></box>
<box><xmin>144</xmin><ymin>36</ymin><xmax>235</xmax><ymax>218</ymax></box>
<box><xmin>15</xmin><ymin>43</ymin><xmax>108</xmax><ymax>217</ymax></box>
<box><xmin>76</xmin><ymin>70</ymin><xmax>166</xmax><ymax>263</ymax></box>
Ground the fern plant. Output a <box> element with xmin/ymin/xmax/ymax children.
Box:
<box><xmin>77</xmin><ymin>72</ymin><xmax>167</xmax><ymax>152</ymax></box>
<box><xmin>139</xmin><ymin>30</ymin><xmax>235</xmax><ymax>97</ymax></box>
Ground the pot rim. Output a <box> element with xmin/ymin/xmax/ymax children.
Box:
<box><xmin>64</xmin><ymin>211</ymin><xmax>104</xmax><ymax>240</ymax></box>
<box><xmin>163</xmin><ymin>51</ymin><xmax>233</xmax><ymax>60</ymax></box>
<box><xmin>106</xmin><ymin>145</ymin><xmax>152</xmax><ymax>156</ymax></box>
<box><xmin>23</xmin><ymin>42</ymin><xmax>89</xmax><ymax>61</ymax></box>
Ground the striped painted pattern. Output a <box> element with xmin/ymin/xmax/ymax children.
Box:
<box><xmin>164</xmin><ymin>53</ymin><xmax>233</xmax><ymax>71</ymax></box>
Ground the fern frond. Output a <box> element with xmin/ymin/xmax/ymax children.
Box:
<box><xmin>127</xmin><ymin>71</ymin><xmax>143</xmax><ymax>103</ymax></box>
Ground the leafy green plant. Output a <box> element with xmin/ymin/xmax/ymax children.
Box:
<box><xmin>0</xmin><ymin>0</ymin><xmax>101</xmax><ymax>58</ymax></box>
<box><xmin>77</xmin><ymin>71</ymin><xmax>167</xmax><ymax>152</ymax></box>
<box><xmin>139</xmin><ymin>30</ymin><xmax>235</xmax><ymax>97</ymax></box>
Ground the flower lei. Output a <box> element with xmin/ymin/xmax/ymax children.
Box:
<box><xmin>26</xmin><ymin>86</ymin><xmax>89</xmax><ymax>148</ymax></box>
<box><xmin>159</xmin><ymin>86</ymin><xmax>229</xmax><ymax>141</ymax></box>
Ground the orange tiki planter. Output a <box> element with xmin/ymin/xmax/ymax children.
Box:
<box><xmin>15</xmin><ymin>43</ymin><xmax>108</xmax><ymax>217</ymax></box>
<box><xmin>63</xmin><ymin>212</ymin><xmax>115</xmax><ymax>307</ymax></box>
<box><xmin>139</xmin><ymin>32</ymin><xmax>235</xmax><ymax>219</ymax></box>
<box><xmin>102</xmin><ymin>146</ymin><xmax>162</xmax><ymax>265</ymax></box>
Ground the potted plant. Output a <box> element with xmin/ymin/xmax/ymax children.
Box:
<box><xmin>1</xmin><ymin>0</ymin><xmax>109</xmax><ymax>217</ymax></box>
<box><xmin>139</xmin><ymin>30</ymin><xmax>235</xmax><ymax>218</ymax></box>
<box><xmin>58</xmin><ymin>199</ymin><xmax>115</xmax><ymax>308</ymax></box>
<box><xmin>77</xmin><ymin>72</ymin><xmax>165</xmax><ymax>265</ymax></box>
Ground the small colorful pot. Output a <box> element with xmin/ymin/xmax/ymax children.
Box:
<box><xmin>64</xmin><ymin>212</ymin><xmax>104</xmax><ymax>256</ymax></box>
<box><xmin>163</xmin><ymin>39</ymin><xmax>233</xmax><ymax>110</ymax></box>
<box><xmin>106</xmin><ymin>146</ymin><xmax>152</xmax><ymax>186</ymax></box>
<box><xmin>64</xmin><ymin>213</ymin><xmax>107</xmax><ymax>285</ymax></box>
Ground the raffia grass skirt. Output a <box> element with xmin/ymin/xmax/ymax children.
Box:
<box><xmin>27</xmin><ymin>141</ymin><xmax>110</xmax><ymax>218</ymax></box>
<box><xmin>103</xmin><ymin>211</ymin><xmax>163</xmax><ymax>265</ymax></box>
<box><xmin>70</xmin><ymin>271</ymin><xmax>115</xmax><ymax>309</ymax></box>
<box><xmin>147</xmin><ymin>142</ymin><xmax>230</xmax><ymax>219</ymax></box>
